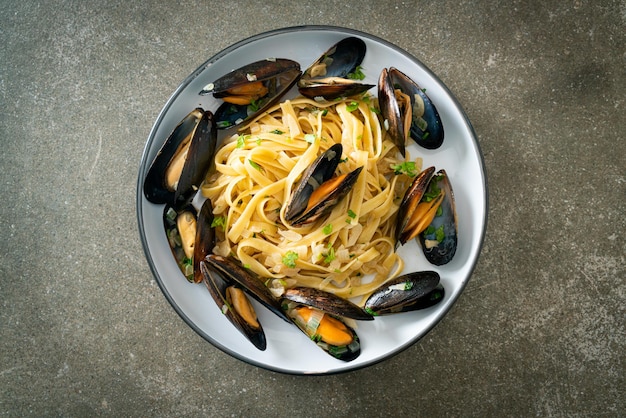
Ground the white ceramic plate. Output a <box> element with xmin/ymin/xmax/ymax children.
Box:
<box><xmin>137</xmin><ymin>26</ymin><xmax>487</xmax><ymax>374</ymax></box>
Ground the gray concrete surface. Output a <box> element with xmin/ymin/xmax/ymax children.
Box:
<box><xmin>1</xmin><ymin>0</ymin><xmax>624</xmax><ymax>416</ymax></box>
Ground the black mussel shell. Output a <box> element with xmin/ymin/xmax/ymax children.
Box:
<box><xmin>282</xmin><ymin>287</ymin><xmax>373</xmax><ymax>321</ymax></box>
<box><xmin>418</xmin><ymin>170</ymin><xmax>457</xmax><ymax>265</ymax></box>
<box><xmin>364</xmin><ymin>271</ymin><xmax>442</xmax><ymax>316</ymax></box>
<box><xmin>192</xmin><ymin>199</ymin><xmax>215</xmax><ymax>284</ymax></box>
<box><xmin>298</xmin><ymin>37</ymin><xmax>374</xmax><ymax>100</ymax></box>
<box><xmin>285</xmin><ymin>143</ymin><xmax>343</xmax><ymax>223</ymax></box>
<box><xmin>389</xmin><ymin>67</ymin><xmax>444</xmax><ymax>150</ymax></box>
<box><xmin>285</xmin><ymin>144</ymin><xmax>363</xmax><ymax>226</ymax></box>
<box><xmin>406</xmin><ymin>284</ymin><xmax>446</xmax><ymax>312</ymax></box>
<box><xmin>213</xmin><ymin>102</ymin><xmax>249</xmax><ymax>130</ymax></box>
<box><xmin>282</xmin><ymin>301</ymin><xmax>361</xmax><ymax>362</ymax></box>
<box><xmin>378</xmin><ymin>68</ymin><xmax>407</xmax><ymax>157</ymax></box>
<box><xmin>143</xmin><ymin>108</ymin><xmax>217</xmax><ymax>207</ymax></box>
<box><xmin>395</xmin><ymin>166</ymin><xmax>436</xmax><ymax>246</ymax></box>
<box><xmin>209</xmin><ymin>58</ymin><xmax>300</xmax><ymax>97</ymax></box>
<box><xmin>203</xmin><ymin>255</ymin><xmax>290</xmax><ymax>323</ymax></box>
<box><xmin>200</xmin><ymin>260</ymin><xmax>266</xmax><ymax>350</ymax></box>
<box><xmin>204</xmin><ymin>58</ymin><xmax>301</xmax><ymax>129</ymax></box>
<box><xmin>163</xmin><ymin>204</ymin><xmax>197</xmax><ymax>282</ymax></box>
<box><xmin>378</xmin><ymin>68</ymin><xmax>444</xmax><ymax>154</ymax></box>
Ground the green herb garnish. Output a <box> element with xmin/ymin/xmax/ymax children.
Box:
<box><xmin>248</xmin><ymin>99</ymin><xmax>260</xmax><ymax>112</ymax></box>
<box><xmin>435</xmin><ymin>224</ymin><xmax>445</xmax><ymax>242</ymax></box>
<box><xmin>211</xmin><ymin>216</ymin><xmax>225</xmax><ymax>229</ymax></box>
<box><xmin>391</xmin><ymin>161</ymin><xmax>417</xmax><ymax>177</ymax></box>
<box><xmin>323</xmin><ymin>247</ymin><xmax>336</xmax><ymax>264</ymax></box>
<box><xmin>282</xmin><ymin>251</ymin><xmax>298</xmax><ymax>268</ymax></box>
<box><xmin>346</xmin><ymin>101</ymin><xmax>359</xmax><ymax>112</ymax></box>
<box><xmin>248</xmin><ymin>159</ymin><xmax>262</xmax><ymax>171</ymax></box>
<box><xmin>323</xmin><ymin>224</ymin><xmax>333</xmax><ymax>235</ymax></box>
<box><xmin>347</xmin><ymin>65</ymin><xmax>366</xmax><ymax>80</ymax></box>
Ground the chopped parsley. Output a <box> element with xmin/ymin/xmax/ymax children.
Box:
<box><xmin>392</xmin><ymin>161</ymin><xmax>418</xmax><ymax>177</ymax></box>
<box><xmin>346</xmin><ymin>101</ymin><xmax>359</xmax><ymax>112</ymax></box>
<box><xmin>236</xmin><ymin>134</ymin><xmax>247</xmax><ymax>148</ymax></box>
<box><xmin>323</xmin><ymin>246</ymin><xmax>336</xmax><ymax>264</ymax></box>
<box><xmin>248</xmin><ymin>99</ymin><xmax>260</xmax><ymax>112</ymax></box>
<box><xmin>211</xmin><ymin>216</ymin><xmax>225</xmax><ymax>229</ymax></box>
<box><xmin>270</xmin><ymin>129</ymin><xmax>284</xmax><ymax>135</ymax></box>
<box><xmin>422</xmin><ymin>183</ymin><xmax>441</xmax><ymax>202</ymax></box>
<box><xmin>323</xmin><ymin>224</ymin><xmax>333</xmax><ymax>235</ymax></box>
<box><xmin>248</xmin><ymin>159</ymin><xmax>262</xmax><ymax>171</ymax></box>
<box><xmin>347</xmin><ymin>65</ymin><xmax>366</xmax><ymax>80</ymax></box>
<box><xmin>435</xmin><ymin>224</ymin><xmax>446</xmax><ymax>242</ymax></box>
<box><xmin>364</xmin><ymin>307</ymin><xmax>379</xmax><ymax>316</ymax></box>
<box><xmin>346</xmin><ymin>209</ymin><xmax>357</xmax><ymax>223</ymax></box>
<box><xmin>282</xmin><ymin>251</ymin><xmax>298</xmax><ymax>268</ymax></box>
<box><xmin>423</xmin><ymin>224</ymin><xmax>446</xmax><ymax>243</ymax></box>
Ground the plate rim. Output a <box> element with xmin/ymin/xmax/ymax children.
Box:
<box><xmin>136</xmin><ymin>24</ymin><xmax>489</xmax><ymax>375</ymax></box>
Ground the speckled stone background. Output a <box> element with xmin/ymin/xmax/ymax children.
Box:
<box><xmin>1</xmin><ymin>0</ymin><xmax>624</xmax><ymax>416</ymax></box>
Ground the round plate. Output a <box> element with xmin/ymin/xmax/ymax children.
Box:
<box><xmin>136</xmin><ymin>26</ymin><xmax>487</xmax><ymax>375</ymax></box>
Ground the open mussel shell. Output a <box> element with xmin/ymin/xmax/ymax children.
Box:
<box><xmin>202</xmin><ymin>58</ymin><xmax>301</xmax><ymax>129</ymax></box>
<box><xmin>143</xmin><ymin>108</ymin><xmax>217</xmax><ymax>207</ymax></box>
<box><xmin>203</xmin><ymin>255</ymin><xmax>290</xmax><ymax>323</ymax></box>
<box><xmin>298</xmin><ymin>37</ymin><xmax>375</xmax><ymax>100</ymax></box>
<box><xmin>162</xmin><ymin>198</ymin><xmax>215</xmax><ymax>283</ymax></box>
<box><xmin>390</xmin><ymin>67</ymin><xmax>444</xmax><ymax>149</ymax></box>
<box><xmin>163</xmin><ymin>204</ymin><xmax>197</xmax><ymax>282</ymax></box>
<box><xmin>281</xmin><ymin>299</ymin><xmax>361</xmax><ymax>362</ymax></box>
<box><xmin>395</xmin><ymin>166</ymin><xmax>436</xmax><ymax>245</ymax></box>
<box><xmin>378</xmin><ymin>68</ymin><xmax>444</xmax><ymax>155</ymax></box>
<box><xmin>200</xmin><ymin>260</ymin><xmax>267</xmax><ymax>350</ymax></box>
<box><xmin>364</xmin><ymin>271</ymin><xmax>444</xmax><ymax>316</ymax></box>
<box><xmin>395</xmin><ymin>167</ymin><xmax>458</xmax><ymax>265</ymax></box>
<box><xmin>418</xmin><ymin>169</ymin><xmax>458</xmax><ymax>265</ymax></box>
<box><xmin>378</xmin><ymin>68</ymin><xmax>407</xmax><ymax>157</ymax></box>
<box><xmin>285</xmin><ymin>143</ymin><xmax>363</xmax><ymax>226</ymax></box>
<box><xmin>282</xmin><ymin>287</ymin><xmax>373</xmax><ymax>321</ymax></box>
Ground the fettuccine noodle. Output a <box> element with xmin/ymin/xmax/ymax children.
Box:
<box><xmin>201</xmin><ymin>95</ymin><xmax>421</xmax><ymax>302</ymax></box>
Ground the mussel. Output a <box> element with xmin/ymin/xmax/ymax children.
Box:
<box><xmin>284</xmin><ymin>143</ymin><xmax>363</xmax><ymax>226</ymax></box>
<box><xmin>200</xmin><ymin>260</ymin><xmax>267</xmax><ymax>350</ymax></box>
<box><xmin>395</xmin><ymin>166</ymin><xmax>438</xmax><ymax>246</ymax></box>
<box><xmin>200</xmin><ymin>58</ymin><xmax>301</xmax><ymax>129</ymax></box>
<box><xmin>162</xmin><ymin>198</ymin><xmax>215</xmax><ymax>283</ymax></box>
<box><xmin>298</xmin><ymin>37</ymin><xmax>375</xmax><ymax>100</ymax></box>
<box><xmin>282</xmin><ymin>287</ymin><xmax>373</xmax><ymax>321</ymax></box>
<box><xmin>281</xmin><ymin>288</ymin><xmax>363</xmax><ymax>362</ymax></box>
<box><xmin>418</xmin><ymin>170</ymin><xmax>457</xmax><ymax>265</ymax></box>
<box><xmin>143</xmin><ymin>108</ymin><xmax>217</xmax><ymax>207</ymax></box>
<box><xmin>395</xmin><ymin>167</ymin><xmax>458</xmax><ymax>265</ymax></box>
<box><xmin>200</xmin><ymin>254</ymin><xmax>294</xmax><ymax>350</ymax></box>
<box><xmin>378</xmin><ymin>67</ymin><xmax>444</xmax><ymax>156</ymax></box>
<box><xmin>364</xmin><ymin>271</ymin><xmax>445</xmax><ymax>315</ymax></box>
<box><xmin>203</xmin><ymin>255</ymin><xmax>290</xmax><ymax>323</ymax></box>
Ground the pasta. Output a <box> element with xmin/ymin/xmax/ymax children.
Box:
<box><xmin>201</xmin><ymin>95</ymin><xmax>421</xmax><ymax>303</ymax></box>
